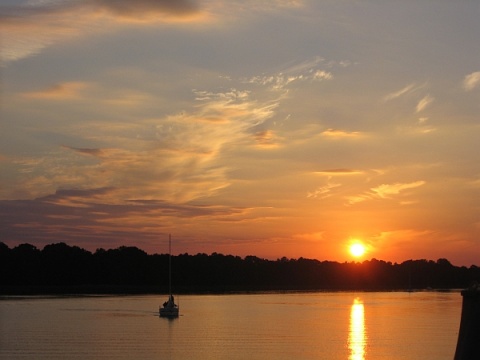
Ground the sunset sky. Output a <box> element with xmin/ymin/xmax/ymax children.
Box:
<box><xmin>1</xmin><ymin>0</ymin><xmax>479</xmax><ymax>265</ymax></box>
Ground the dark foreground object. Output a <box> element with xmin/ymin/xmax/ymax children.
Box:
<box><xmin>159</xmin><ymin>294</ymin><xmax>179</xmax><ymax>318</ymax></box>
<box><xmin>454</xmin><ymin>284</ymin><xmax>480</xmax><ymax>360</ymax></box>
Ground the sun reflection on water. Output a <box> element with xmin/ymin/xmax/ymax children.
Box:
<box><xmin>349</xmin><ymin>297</ymin><xmax>366</xmax><ymax>360</ymax></box>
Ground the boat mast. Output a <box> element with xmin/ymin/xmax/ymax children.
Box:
<box><xmin>168</xmin><ymin>234</ymin><xmax>172</xmax><ymax>297</ymax></box>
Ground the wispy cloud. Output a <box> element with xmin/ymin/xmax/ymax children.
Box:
<box><xmin>1</xmin><ymin>0</ymin><xmax>208</xmax><ymax>64</ymax></box>
<box><xmin>346</xmin><ymin>180</ymin><xmax>426</xmax><ymax>205</ymax></box>
<box><xmin>21</xmin><ymin>82</ymin><xmax>89</xmax><ymax>100</ymax></box>
<box><xmin>383</xmin><ymin>83</ymin><xmax>416</xmax><ymax>101</ymax></box>
<box><xmin>1</xmin><ymin>0</ymin><xmax>311</xmax><ymax>65</ymax></box>
<box><xmin>314</xmin><ymin>169</ymin><xmax>363</xmax><ymax>176</ymax></box>
<box><xmin>1</xmin><ymin>7</ymin><xmax>89</xmax><ymax>64</ymax></box>
<box><xmin>463</xmin><ymin>71</ymin><xmax>480</xmax><ymax>91</ymax></box>
<box><xmin>307</xmin><ymin>182</ymin><xmax>341</xmax><ymax>199</ymax></box>
<box><xmin>313</xmin><ymin>70</ymin><xmax>333</xmax><ymax>81</ymax></box>
<box><xmin>87</xmin><ymin>0</ymin><xmax>201</xmax><ymax>22</ymax></box>
<box><xmin>320</xmin><ymin>129</ymin><xmax>363</xmax><ymax>139</ymax></box>
<box><xmin>253</xmin><ymin>130</ymin><xmax>283</xmax><ymax>148</ymax></box>
<box><xmin>383</xmin><ymin>82</ymin><xmax>430</xmax><ymax>102</ymax></box>
<box><xmin>371</xmin><ymin>181</ymin><xmax>426</xmax><ymax>199</ymax></box>
<box><xmin>244</xmin><ymin>57</ymin><xmax>334</xmax><ymax>92</ymax></box>
<box><xmin>62</xmin><ymin>146</ymin><xmax>105</xmax><ymax>157</ymax></box>
<box><xmin>8</xmin><ymin>85</ymin><xmax>280</xmax><ymax>203</ymax></box>
<box><xmin>415</xmin><ymin>94</ymin><xmax>434</xmax><ymax>113</ymax></box>
<box><xmin>345</xmin><ymin>194</ymin><xmax>371</xmax><ymax>205</ymax></box>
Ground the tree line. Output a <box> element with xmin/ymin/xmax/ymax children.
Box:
<box><xmin>1</xmin><ymin>242</ymin><xmax>479</xmax><ymax>295</ymax></box>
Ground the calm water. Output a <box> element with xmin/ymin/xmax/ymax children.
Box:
<box><xmin>0</xmin><ymin>292</ymin><xmax>461</xmax><ymax>359</ymax></box>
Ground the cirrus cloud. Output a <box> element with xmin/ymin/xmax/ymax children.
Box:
<box><xmin>0</xmin><ymin>0</ymin><xmax>206</xmax><ymax>64</ymax></box>
<box><xmin>320</xmin><ymin>129</ymin><xmax>363</xmax><ymax>139</ymax></box>
<box><xmin>371</xmin><ymin>180</ymin><xmax>426</xmax><ymax>199</ymax></box>
<box><xmin>314</xmin><ymin>169</ymin><xmax>363</xmax><ymax>176</ymax></box>
<box><xmin>463</xmin><ymin>71</ymin><xmax>480</xmax><ymax>91</ymax></box>
<box><xmin>88</xmin><ymin>0</ymin><xmax>200</xmax><ymax>19</ymax></box>
<box><xmin>346</xmin><ymin>180</ymin><xmax>426</xmax><ymax>205</ymax></box>
<box><xmin>21</xmin><ymin>82</ymin><xmax>89</xmax><ymax>100</ymax></box>
<box><xmin>416</xmin><ymin>95</ymin><xmax>434</xmax><ymax>113</ymax></box>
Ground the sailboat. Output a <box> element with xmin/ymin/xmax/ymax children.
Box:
<box><xmin>159</xmin><ymin>234</ymin><xmax>179</xmax><ymax>318</ymax></box>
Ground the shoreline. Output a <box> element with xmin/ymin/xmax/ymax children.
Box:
<box><xmin>0</xmin><ymin>286</ymin><xmax>462</xmax><ymax>298</ymax></box>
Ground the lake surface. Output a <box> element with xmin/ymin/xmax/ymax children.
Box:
<box><xmin>0</xmin><ymin>291</ymin><xmax>461</xmax><ymax>359</ymax></box>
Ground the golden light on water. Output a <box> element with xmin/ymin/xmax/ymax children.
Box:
<box><xmin>349</xmin><ymin>298</ymin><xmax>366</xmax><ymax>360</ymax></box>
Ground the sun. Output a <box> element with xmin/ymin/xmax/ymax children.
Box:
<box><xmin>349</xmin><ymin>242</ymin><xmax>366</xmax><ymax>258</ymax></box>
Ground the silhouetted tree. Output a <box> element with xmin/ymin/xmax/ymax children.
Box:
<box><xmin>1</xmin><ymin>242</ymin><xmax>480</xmax><ymax>294</ymax></box>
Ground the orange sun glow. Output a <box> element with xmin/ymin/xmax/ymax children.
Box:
<box><xmin>349</xmin><ymin>243</ymin><xmax>366</xmax><ymax>258</ymax></box>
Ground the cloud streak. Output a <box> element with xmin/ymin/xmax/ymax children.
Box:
<box><xmin>8</xmin><ymin>83</ymin><xmax>280</xmax><ymax>204</ymax></box>
<box><xmin>88</xmin><ymin>0</ymin><xmax>200</xmax><ymax>20</ymax></box>
<box><xmin>383</xmin><ymin>83</ymin><xmax>416</xmax><ymax>101</ymax></box>
<box><xmin>307</xmin><ymin>182</ymin><xmax>341</xmax><ymax>199</ymax></box>
<box><xmin>415</xmin><ymin>95</ymin><xmax>434</xmax><ymax>113</ymax></box>
<box><xmin>346</xmin><ymin>181</ymin><xmax>426</xmax><ymax>205</ymax></box>
<box><xmin>0</xmin><ymin>0</ymin><xmax>206</xmax><ymax>64</ymax></box>
<box><xmin>314</xmin><ymin>169</ymin><xmax>363</xmax><ymax>176</ymax></box>
<box><xmin>244</xmin><ymin>56</ymin><xmax>334</xmax><ymax>92</ymax></box>
<box><xmin>21</xmin><ymin>82</ymin><xmax>89</xmax><ymax>100</ymax></box>
<box><xmin>320</xmin><ymin>129</ymin><xmax>363</xmax><ymax>139</ymax></box>
<box><xmin>463</xmin><ymin>71</ymin><xmax>480</xmax><ymax>91</ymax></box>
<box><xmin>371</xmin><ymin>181</ymin><xmax>426</xmax><ymax>199</ymax></box>
<box><xmin>383</xmin><ymin>83</ymin><xmax>427</xmax><ymax>102</ymax></box>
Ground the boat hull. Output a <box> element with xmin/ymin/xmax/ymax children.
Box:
<box><xmin>159</xmin><ymin>307</ymin><xmax>179</xmax><ymax>318</ymax></box>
